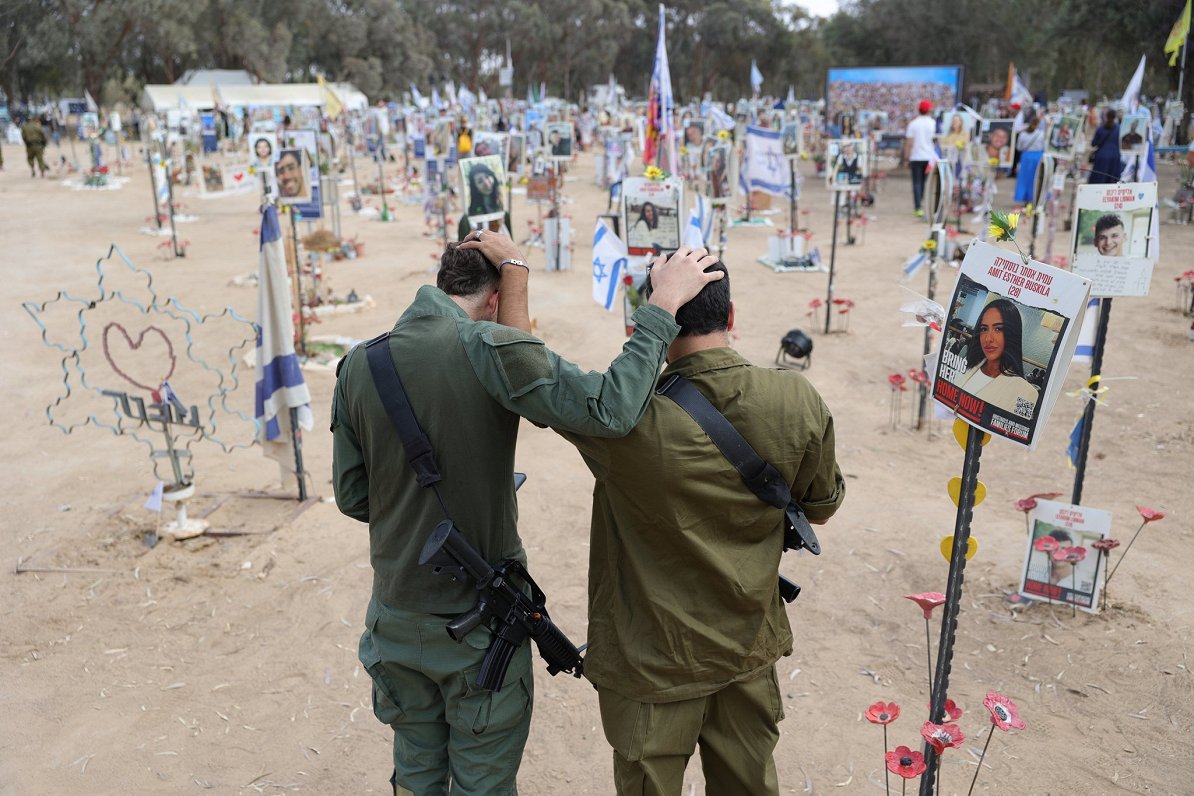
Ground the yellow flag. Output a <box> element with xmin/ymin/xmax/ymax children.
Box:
<box><xmin>1165</xmin><ymin>0</ymin><xmax>1191</xmax><ymax>67</ymax></box>
<box><xmin>318</xmin><ymin>75</ymin><xmax>344</xmax><ymax>119</ymax></box>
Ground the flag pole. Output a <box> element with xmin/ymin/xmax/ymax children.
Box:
<box><xmin>1070</xmin><ymin>299</ymin><xmax>1113</xmax><ymax>505</ymax></box>
<box><xmin>1181</xmin><ymin>38</ymin><xmax>1189</xmax><ymax>111</ymax></box>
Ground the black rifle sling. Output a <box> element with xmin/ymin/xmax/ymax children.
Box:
<box><xmin>364</xmin><ymin>333</ymin><xmax>443</xmax><ymax>489</ymax></box>
<box><xmin>656</xmin><ymin>373</ymin><xmax>821</xmax><ymax>556</ymax></box>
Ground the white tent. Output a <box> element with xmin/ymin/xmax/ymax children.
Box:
<box><xmin>142</xmin><ymin>84</ymin><xmax>218</xmax><ymax>112</ymax></box>
<box><xmin>216</xmin><ymin>84</ymin><xmax>324</xmax><ymax>108</ymax></box>
<box><xmin>331</xmin><ymin>82</ymin><xmax>370</xmax><ymax>113</ymax></box>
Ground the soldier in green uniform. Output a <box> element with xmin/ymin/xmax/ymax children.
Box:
<box><xmin>331</xmin><ymin>231</ymin><xmax>722</xmax><ymax>795</ymax></box>
<box><xmin>557</xmin><ymin>262</ymin><xmax>845</xmax><ymax>796</ymax></box>
<box><xmin>22</xmin><ymin>116</ymin><xmax>49</xmax><ymax>177</ymax></box>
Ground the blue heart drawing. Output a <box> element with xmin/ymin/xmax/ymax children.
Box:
<box><xmin>1138</xmin><ymin>192</ymin><xmax>1145</xmax><ymax>200</ymax></box>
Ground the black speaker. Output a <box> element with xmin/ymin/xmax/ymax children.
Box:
<box><xmin>776</xmin><ymin>328</ymin><xmax>813</xmax><ymax>370</ymax></box>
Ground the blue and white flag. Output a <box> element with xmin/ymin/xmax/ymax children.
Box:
<box><xmin>684</xmin><ymin>192</ymin><xmax>712</xmax><ymax>248</ymax></box>
<box><xmin>738</xmin><ymin>125</ymin><xmax>788</xmax><ymax>198</ymax></box>
<box><xmin>1073</xmin><ymin>298</ymin><xmax>1100</xmax><ymax>363</ymax></box>
<box><xmin>144</xmin><ymin>481</ymin><xmax>164</xmax><ymax>512</ymax></box>
<box><xmin>431</xmin><ymin>86</ymin><xmax>443</xmax><ymax>110</ymax></box>
<box><xmin>707</xmin><ymin>104</ymin><xmax>735</xmax><ymax>133</ymax></box>
<box><xmin>256</xmin><ymin>204</ymin><xmax>313</xmax><ymax>479</ymax></box>
<box><xmin>410</xmin><ymin>84</ymin><xmax>428</xmax><ymax>109</ymax></box>
<box><xmin>592</xmin><ymin>219</ymin><xmax>628</xmax><ymax>312</ymax></box>
<box><xmin>1120</xmin><ymin>55</ymin><xmax>1146</xmax><ymax>112</ymax></box>
<box><xmin>750</xmin><ymin>60</ymin><xmax>764</xmax><ymax>94</ymax></box>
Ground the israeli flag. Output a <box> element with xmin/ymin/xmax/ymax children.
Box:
<box><xmin>750</xmin><ymin>60</ymin><xmax>764</xmax><ymax>94</ymax></box>
<box><xmin>739</xmin><ymin>125</ymin><xmax>788</xmax><ymax>197</ymax></box>
<box><xmin>592</xmin><ymin>219</ymin><xmax>628</xmax><ymax>312</ymax></box>
<box><xmin>684</xmin><ymin>192</ymin><xmax>713</xmax><ymax>248</ymax></box>
<box><xmin>1073</xmin><ymin>298</ymin><xmax>1100</xmax><ymax>363</ymax></box>
<box><xmin>256</xmin><ymin>204</ymin><xmax>313</xmax><ymax>461</ymax></box>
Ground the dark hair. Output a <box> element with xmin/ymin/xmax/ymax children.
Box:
<box><xmin>1047</xmin><ymin>529</ymin><xmax>1073</xmax><ymax>544</ymax></box>
<box><xmin>637</xmin><ymin>201</ymin><xmax>658</xmax><ymax>229</ymax></box>
<box><xmin>1103</xmin><ymin>109</ymin><xmax>1118</xmax><ymax>128</ymax></box>
<box><xmin>1094</xmin><ymin>214</ymin><xmax>1123</xmax><ymax>236</ymax></box>
<box><xmin>466</xmin><ymin>163</ymin><xmax>502</xmax><ymax>216</ymax></box>
<box><xmin>642</xmin><ymin>259</ymin><xmax>730</xmax><ymax>337</ymax></box>
<box><xmin>437</xmin><ymin>242</ymin><xmax>499</xmax><ymax>296</ymax></box>
<box><xmin>965</xmin><ymin>298</ymin><xmax>1026</xmax><ymax>377</ymax></box>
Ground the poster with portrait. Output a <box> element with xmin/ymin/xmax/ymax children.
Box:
<box><xmin>1019</xmin><ymin>500</ymin><xmax>1111</xmax><ymax>613</ymax></box>
<box><xmin>1045</xmin><ymin>114</ymin><xmax>1084</xmax><ymax>160</ymax></box>
<box><xmin>622</xmin><ymin>176</ymin><xmax>683</xmax><ymax>256</ymax></box>
<box><xmin>472</xmin><ymin>131</ymin><xmax>508</xmax><ymax>163</ymax></box>
<box><xmin>682</xmin><ymin>120</ymin><xmax>705</xmax><ymax>151</ymax></box>
<box><xmin>546</xmin><ymin>122</ymin><xmax>574</xmax><ymax>161</ymax></box>
<box><xmin>275</xmin><ymin>148</ymin><xmax>313</xmax><ymax>205</ymax></box>
<box><xmin>826</xmin><ymin>65</ymin><xmax>963</xmax><ymax>132</ymax></box>
<box><xmin>459</xmin><ymin>155</ymin><xmax>507</xmax><ymax>225</ymax></box>
<box><xmin>251</xmin><ymin>131</ymin><xmax>278</xmax><ymax>172</ymax></box>
<box><xmin>781</xmin><ymin>121</ymin><xmax>803</xmax><ymax>159</ymax></box>
<box><xmin>931</xmin><ymin>241</ymin><xmax>1092</xmax><ymax>448</ymax></box>
<box><xmin>826</xmin><ymin>138</ymin><xmax>868</xmax><ymax>191</ymax></box>
<box><xmin>507</xmin><ymin>132</ymin><xmax>526</xmax><ymax>177</ymax></box>
<box><xmin>1069</xmin><ymin>182</ymin><xmax>1158</xmax><ymax>297</ymax></box>
<box><xmin>1118</xmin><ymin>111</ymin><xmax>1150</xmax><ymax>154</ymax></box>
<box><xmin>980</xmin><ymin>120</ymin><xmax>1015</xmax><ymax>169</ymax></box>
<box><xmin>705</xmin><ymin>144</ymin><xmax>733</xmax><ymax>206</ymax></box>
<box><xmin>81</xmin><ymin>112</ymin><xmax>100</xmax><ymax>139</ymax></box>
<box><xmin>279</xmin><ymin>130</ymin><xmax>322</xmax><ymax>217</ymax></box>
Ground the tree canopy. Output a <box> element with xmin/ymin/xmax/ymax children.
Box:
<box><xmin>2</xmin><ymin>0</ymin><xmax>1189</xmax><ymax>109</ymax></box>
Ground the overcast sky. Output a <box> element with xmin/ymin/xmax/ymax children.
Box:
<box><xmin>799</xmin><ymin>0</ymin><xmax>842</xmax><ymax>16</ymax></box>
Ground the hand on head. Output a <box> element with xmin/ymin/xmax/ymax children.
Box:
<box><xmin>457</xmin><ymin>229</ymin><xmax>524</xmax><ymax>268</ymax></box>
<box><xmin>645</xmin><ymin>246</ymin><xmax>724</xmax><ymax>316</ymax></box>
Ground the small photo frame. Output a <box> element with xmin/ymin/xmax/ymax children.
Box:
<box><xmin>1046</xmin><ymin>114</ymin><xmax>1084</xmax><ymax>160</ymax></box>
<box><xmin>706</xmin><ymin>144</ymin><xmax>733</xmax><ymax>206</ymax></box>
<box><xmin>200</xmin><ymin>162</ymin><xmax>225</xmax><ymax>194</ymax></box>
<box><xmin>781</xmin><ymin>121</ymin><xmax>803</xmax><ymax>159</ymax></box>
<box><xmin>981</xmin><ymin>120</ymin><xmax>1015</xmax><ymax>169</ymax></box>
<box><xmin>1119</xmin><ymin>111</ymin><xmax>1150</xmax><ymax>154</ymax></box>
<box><xmin>622</xmin><ymin>176</ymin><xmax>683</xmax><ymax>256</ymax></box>
<box><xmin>1019</xmin><ymin>500</ymin><xmax>1111</xmax><ymax>613</ymax></box>
<box><xmin>459</xmin><ymin>155</ymin><xmax>507</xmax><ymax>224</ymax></box>
<box><xmin>826</xmin><ymin>138</ymin><xmax>867</xmax><ymax>191</ymax></box>
<box><xmin>546</xmin><ymin>122</ymin><xmax>574</xmax><ymax>160</ymax></box>
<box><xmin>275</xmin><ymin>149</ymin><xmax>312</xmax><ymax>204</ymax></box>
<box><xmin>507</xmin><ymin>132</ymin><xmax>526</xmax><ymax>177</ymax></box>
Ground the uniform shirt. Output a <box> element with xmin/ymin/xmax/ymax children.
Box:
<box><xmin>558</xmin><ymin>348</ymin><xmax>845</xmax><ymax>703</ymax></box>
<box><xmin>905</xmin><ymin>114</ymin><xmax>937</xmax><ymax>162</ymax></box>
<box><xmin>332</xmin><ymin>285</ymin><xmax>681</xmax><ymax>614</ymax></box>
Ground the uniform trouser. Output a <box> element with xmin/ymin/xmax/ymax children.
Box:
<box><xmin>359</xmin><ymin>597</ymin><xmax>534</xmax><ymax>796</ymax></box>
<box><xmin>26</xmin><ymin>146</ymin><xmax>47</xmax><ymax>173</ymax></box>
<box><xmin>598</xmin><ymin>666</ymin><xmax>784</xmax><ymax>796</ymax></box>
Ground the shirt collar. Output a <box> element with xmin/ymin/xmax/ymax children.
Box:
<box><xmin>397</xmin><ymin>285</ymin><xmax>469</xmax><ymax>327</ymax></box>
<box><xmin>660</xmin><ymin>347</ymin><xmax>750</xmax><ymax>382</ymax></box>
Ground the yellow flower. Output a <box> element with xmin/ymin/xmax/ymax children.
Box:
<box><xmin>644</xmin><ymin>165</ymin><xmax>664</xmax><ymax>180</ymax></box>
<box><xmin>988</xmin><ymin>157</ymin><xmax>999</xmax><ymax>166</ymax></box>
<box><xmin>922</xmin><ymin>239</ymin><xmax>937</xmax><ymax>251</ymax></box>
<box><xmin>1023</xmin><ymin>203</ymin><xmax>1033</xmax><ymax>217</ymax></box>
<box><xmin>717</xmin><ymin>130</ymin><xmax>730</xmax><ymax>141</ymax></box>
<box><xmin>799</xmin><ymin>150</ymin><xmax>808</xmax><ymax>160</ymax></box>
<box><xmin>1006</xmin><ymin>212</ymin><xmax>1020</xmax><ymax>231</ymax></box>
<box><xmin>680</xmin><ymin>145</ymin><xmax>688</xmax><ymax>156</ymax></box>
<box><xmin>987</xmin><ymin>221</ymin><xmax>1004</xmax><ymax>240</ymax></box>
<box><xmin>955</xmin><ymin>141</ymin><xmax>965</xmax><ymax>149</ymax></box>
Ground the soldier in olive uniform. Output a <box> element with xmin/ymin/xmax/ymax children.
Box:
<box><xmin>22</xmin><ymin>116</ymin><xmax>49</xmax><ymax>177</ymax></box>
<box><xmin>331</xmin><ymin>231</ymin><xmax>721</xmax><ymax>795</ymax></box>
<box><xmin>558</xmin><ymin>262</ymin><xmax>845</xmax><ymax>796</ymax></box>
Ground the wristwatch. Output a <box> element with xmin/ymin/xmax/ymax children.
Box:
<box><xmin>497</xmin><ymin>258</ymin><xmax>529</xmax><ymax>271</ymax></box>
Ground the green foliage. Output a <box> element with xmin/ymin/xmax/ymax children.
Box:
<box><xmin>2</xmin><ymin>0</ymin><xmax>1190</xmax><ymax>108</ymax></box>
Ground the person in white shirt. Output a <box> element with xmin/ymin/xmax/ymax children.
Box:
<box><xmin>901</xmin><ymin>99</ymin><xmax>938</xmax><ymax>217</ymax></box>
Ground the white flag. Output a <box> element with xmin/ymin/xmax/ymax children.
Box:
<box><xmin>592</xmin><ymin>219</ymin><xmax>628</xmax><ymax>311</ymax></box>
<box><xmin>1121</xmin><ymin>55</ymin><xmax>1146</xmax><ymax>112</ymax></box>
<box><xmin>684</xmin><ymin>192</ymin><xmax>712</xmax><ymax>248</ymax></box>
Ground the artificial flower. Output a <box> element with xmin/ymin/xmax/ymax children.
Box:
<box><xmin>905</xmin><ymin>592</ymin><xmax>946</xmax><ymax>620</ymax></box>
<box><xmin>983</xmin><ymin>691</ymin><xmax>1025</xmax><ymax>731</ymax></box>
<box><xmin>988</xmin><ymin>157</ymin><xmax>1000</xmax><ymax>166</ymax></box>
<box><xmin>1092</xmin><ymin>538</ymin><xmax>1120</xmax><ymax>552</ymax></box>
<box><xmin>1136</xmin><ymin>506</ymin><xmax>1165</xmax><ymax>523</ymax></box>
<box><xmin>1033</xmin><ymin>537</ymin><xmax>1060</xmax><ymax>553</ymax></box>
<box><xmin>807</xmin><ymin>298</ymin><xmax>823</xmax><ymax>309</ymax></box>
<box><xmin>920</xmin><ymin>721</ymin><xmax>965</xmax><ymax>754</ymax></box>
<box><xmin>907</xmin><ymin>369</ymin><xmax>928</xmax><ymax>385</ymax></box>
<box><xmin>889</xmin><ymin>373</ymin><xmax>908</xmax><ymax>392</ymax></box>
<box><xmin>622</xmin><ymin>274</ymin><xmax>633</xmax><ymax>286</ymax></box>
<box><xmin>943</xmin><ymin>698</ymin><xmax>963</xmax><ymax>721</ymax></box>
<box><xmin>1014</xmin><ymin>492</ymin><xmax>1062</xmax><ymax>513</ymax></box>
<box><xmin>1051</xmin><ymin>546</ymin><xmax>1087</xmax><ymax>564</ymax></box>
<box><xmin>866</xmin><ymin>701</ymin><xmax>900</xmax><ymax>725</ymax></box>
<box><xmin>716</xmin><ymin>129</ymin><xmax>730</xmax><ymax>141</ymax></box>
<box><xmin>922</xmin><ymin>239</ymin><xmax>937</xmax><ymax>251</ymax></box>
<box><xmin>644</xmin><ymin>165</ymin><xmax>664</xmax><ymax>180</ymax></box>
<box><xmin>885</xmin><ymin>746</ymin><xmax>927</xmax><ymax>778</ymax></box>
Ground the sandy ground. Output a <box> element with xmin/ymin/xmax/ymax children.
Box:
<box><xmin>1</xmin><ymin>136</ymin><xmax>1191</xmax><ymax>796</ymax></box>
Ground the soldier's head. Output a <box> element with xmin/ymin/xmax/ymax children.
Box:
<box><xmin>438</xmin><ymin>242</ymin><xmax>500</xmax><ymax>321</ymax></box>
<box><xmin>644</xmin><ymin>257</ymin><xmax>731</xmax><ymax>338</ymax></box>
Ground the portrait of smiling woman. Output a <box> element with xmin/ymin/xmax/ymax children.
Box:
<box><xmin>957</xmin><ymin>298</ymin><xmax>1039</xmax><ymax>418</ymax></box>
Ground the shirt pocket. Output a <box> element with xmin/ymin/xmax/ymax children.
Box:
<box><xmin>481</xmin><ymin>331</ymin><xmax>556</xmax><ymax>399</ymax></box>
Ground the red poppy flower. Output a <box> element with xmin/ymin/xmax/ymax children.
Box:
<box><xmin>920</xmin><ymin>721</ymin><xmax>964</xmax><ymax>754</ymax></box>
<box><xmin>943</xmin><ymin>698</ymin><xmax>963</xmax><ymax>721</ymax></box>
<box><xmin>1091</xmin><ymin>538</ymin><xmax>1120</xmax><ymax>552</ymax></box>
<box><xmin>905</xmin><ymin>592</ymin><xmax>946</xmax><ymax>620</ymax></box>
<box><xmin>888</xmin><ymin>373</ymin><xmax>907</xmax><ymax>391</ymax></box>
<box><xmin>907</xmin><ymin>369</ymin><xmax>928</xmax><ymax>384</ymax></box>
<box><xmin>1033</xmin><ymin>537</ymin><xmax>1060</xmax><ymax>553</ymax></box>
<box><xmin>885</xmin><ymin>746</ymin><xmax>926</xmax><ymax>779</ymax></box>
<box><xmin>808</xmin><ymin>298</ymin><xmax>823</xmax><ymax>309</ymax></box>
<box><xmin>1051</xmin><ymin>546</ymin><xmax>1087</xmax><ymax>564</ymax></box>
<box><xmin>1136</xmin><ymin>506</ymin><xmax>1165</xmax><ymax>523</ymax></box>
<box><xmin>622</xmin><ymin>274</ymin><xmax>633</xmax><ymax>286</ymax></box>
<box><xmin>983</xmin><ymin>691</ymin><xmax>1025</xmax><ymax>731</ymax></box>
<box><xmin>865</xmin><ymin>701</ymin><xmax>900</xmax><ymax>725</ymax></box>
<box><xmin>1015</xmin><ymin>491</ymin><xmax>1062</xmax><ymax>512</ymax></box>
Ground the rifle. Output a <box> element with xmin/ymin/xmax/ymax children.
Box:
<box><xmin>418</xmin><ymin>519</ymin><xmax>585</xmax><ymax>691</ymax></box>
